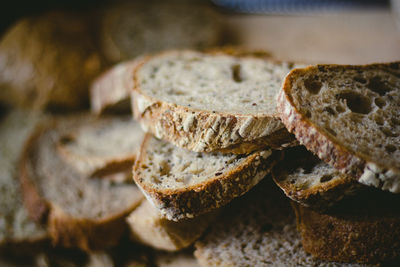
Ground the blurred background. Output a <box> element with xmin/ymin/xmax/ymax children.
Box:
<box><xmin>0</xmin><ymin>0</ymin><xmax>399</xmax><ymax>111</ymax></box>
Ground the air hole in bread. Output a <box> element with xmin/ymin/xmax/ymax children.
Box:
<box><xmin>231</xmin><ymin>64</ymin><xmax>243</xmax><ymax>83</ymax></box>
<box><xmin>59</xmin><ymin>135</ymin><xmax>74</xmax><ymax>145</ymax></box>
<box><xmin>151</xmin><ymin>175</ymin><xmax>162</xmax><ymax>184</ymax></box>
<box><xmin>353</xmin><ymin>75</ymin><xmax>367</xmax><ymax>84</ymax></box>
<box><xmin>380</xmin><ymin>127</ymin><xmax>399</xmax><ymax>137</ymax></box>
<box><xmin>335</xmin><ymin>105</ymin><xmax>345</xmax><ymax>113</ymax></box>
<box><xmin>367</xmin><ymin>76</ymin><xmax>391</xmax><ymax>96</ymax></box>
<box><xmin>325</xmin><ymin>127</ymin><xmax>337</xmax><ymax>137</ymax></box>
<box><xmin>159</xmin><ymin>161</ymin><xmax>171</xmax><ymax>176</ymax></box>
<box><xmin>305</xmin><ymin>110</ymin><xmax>312</xmax><ymax>118</ymax></box>
<box><xmin>323</xmin><ymin>106</ymin><xmax>336</xmax><ymax>116</ymax></box>
<box><xmin>374</xmin><ymin>97</ymin><xmax>386</xmax><ymax>108</ymax></box>
<box><xmin>385</xmin><ymin>144</ymin><xmax>396</xmax><ymax>153</ymax></box>
<box><xmin>336</xmin><ymin>92</ymin><xmax>372</xmax><ymax>115</ymax></box>
<box><xmin>320</xmin><ymin>174</ymin><xmax>333</xmax><ymax>183</ymax></box>
<box><xmin>304</xmin><ymin>77</ymin><xmax>322</xmax><ymax>94</ymax></box>
<box><xmin>373</xmin><ymin>114</ymin><xmax>384</xmax><ymax>126</ymax></box>
<box><xmin>391</xmin><ymin>117</ymin><xmax>400</xmax><ymax>126</ymax></box>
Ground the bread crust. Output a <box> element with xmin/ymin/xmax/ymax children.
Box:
<box><xmin>293</xmin><ymin>202</ymin><xmax>400</xmax><ymax>264</ymax></box>
<box><xmin>133</xmin><ymin>134</ymin><xmax>279</xmax><ymax>221</ymax></box>
<box><xmin>19</xmin><ymin>123</ymin><xmax>143</xmax><ymax>251</ymax></box>
<box><xmin>132</xmin><ymin>51</ymin><xmax>297</xmax><ymax>154</ymax></box>
<box><xmin>277</xmin><ymin>63</ymin><xmax>400</xmax><ymax>192</ymax></box>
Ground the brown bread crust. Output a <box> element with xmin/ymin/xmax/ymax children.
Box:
<box><xmin>133</xmin><ymin>134</ymin><xmax>279</xmax><ymax>221</ymax></box>
<box><xmin>293</xmin><ymin>200</ymin><xmax>400</xmax><ymax>264</ymax></box>
<box><xmin>19</xmin><ymin>123</ymin><xmax>142</xmax><ymax>251</ymax></box>
<box><xmin>277</xmin><ymin>63</ymin><xmax>400</xmax><ymax>192</ymax></box>
<box><xmin>132</xmin><ymin>50</ymin><xmax>298</xmax><ymax>154</ymax></box>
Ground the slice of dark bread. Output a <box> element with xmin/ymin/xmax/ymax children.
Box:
<box><xmin>132</xmin><ymin>50</ymin><xmax>301</xmax><ymax>154</ymax></box>
<box><xmin>194</xmin><ymin>179</ymin><xmax>367</xmax><ymax>266</ymax></box>
<box><xmin>0</xmin><ymin>110</ymin><xmax>48</xmax><ymax>247</ymax></box>
<box><xmin>293</xmin><ymin>188</ymin><xmax>400</xmax><ymax>264</ymax></box>
<box><xmin>272</xmin><ymin>146</ymin><xmax>361</xmax><ymax>209</ymax></box>
<box><xmin>19</xmin><ymin>115</ymin><xmax>144</xmax><ymax>251</ymax></box>
<box><xmin>133</xmin><ymin>134</ymin><xmax>277</xmax><ymax>221</ymax></box>
<box><xmin>277</xmin><ymin>62</ymin><xmax>400</xmax><ymax>192</ymax></box>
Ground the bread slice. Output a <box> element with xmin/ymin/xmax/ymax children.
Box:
<box><xmin>90</xmin><ymin>59</ymin><xmax>141</xmax><ymax>114</ymax></box>
<box><xmin>293</xmin><ymin>188</ymin><xmax>400</xmax><ymax>264</ymax></box>
<box><xmin>133</xmin><ymin>134</ymin><xmax>277</xmax><ymax>221</ymax></box>
<box><xmin>55</xmin><ymin>115</ymin><xmax>144</xmax><ymax>179</ymax></box>
<box><xmin>277</xmin><ymin>62</ymin><xmax>400</xmax><ymax>192</ymax></box>
<box><xmin>0</xmin><ymin>109</ymin><xmax>47</xmax><ymax>247</ymax></box>
<box><xmin>272</xmin><ymin>146</ymin><xmax>361</xmax><ymax>209</ymax></box>
<box><xmin>0</xmin><ymin>11</ymin><xmax>105</xmax><ymax>111</ymax></box>
<box><xmin>127</xmin><ymin>200</ymin><xmax>216</xmax><ymax>251</ymax></box>
<box><xmin>132</xmin><ymin>50</ymin><xmax>301</xmax><ymax>154</ymax></box>
<box><xmin>194</xmin><ymin>179</ymin><xmax>366</xmax><ymax>267</ymax></box>
<box><xmin>99</xmin><ymin>0</ymin><xmax>223</xmax><ymax>63</ymax></box>
<box><xmin>19</xmin><ymin>116</ymin><xmax>144</xmax><ymax>251</ymax></box>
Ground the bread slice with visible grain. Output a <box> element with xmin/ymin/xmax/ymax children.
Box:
<box><xmin>132</xmin><ymin>50</ymin><xmax>302</xmax><ymax>154</ymax></box>
<box><xmin>133</xmin><ymin>133</ymin><xmax>277</xmax><ymax>221</ymax></box>
<box><xmin>0</xmin><ymin>109</ymin><xmax>48</xmax><ymax>247</ymax></box>
<box><xmin>55</xmin><ymin>115</ymin><xmax>144</xmax><ymax>179</ymax></box>
<box><xmin>194</xmin><ymin>179</ymin><xmax>366</xmax><ymax>267</ymax></box>
<box><xmin>20</xmin><ymin>116</ymin><xmax>144</xmax><ymax>251</ymax></box>
<box><xmin>127</xmin><ymin>200</ymin><xmax>216</xmax><ymax>251</ymax></box>
<box><xmin>277</xmin><ymin>62</ymin><xmax>400</xmax><ymax>192</ymax></box>
<box><xmin>90</xmin><ymin>59</ymin><xmax>141</xmax><ymax>114</ymax></box>
<box><xmin>272</xmin><ymin>146</ymin><xmax>361</xmax><ymax>209</ymax></box>
<box><xmin>293</xmin><ymin>188</ymin><xmax>400</xmax><ymax>264</ymax></box>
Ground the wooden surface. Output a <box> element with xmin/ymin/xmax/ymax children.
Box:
<box><xmin>226</xmin><ymin>10</ymin><xmax>400</xmax><ymax>64</ymax></box>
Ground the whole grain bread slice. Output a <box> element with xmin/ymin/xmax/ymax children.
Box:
<box><xmin>20</xmin><ymin>116</ymin><xmax>144</xmax><ymax>251</ymax></box>
<box><xmin>127</xmin><ymin>200</ymin><xmax>217</xmax><ymax>251</ymax></box>
<box><xmin>277</xmin><ymin>62</ymin><xmax>400</xmax><ymax>192</ymax></box>
<box><xmin>272</xmin><ymin>146</ymin><xmax>361</xmax><ymax>209</ymax></box>
<box><xmin>0</xmin><ymin>109</ymin><xmax>48</xmax><ymax>247</ymax></box>
<box><xmin>132</xmin><ymin>50</ymin><xmax>302</xmax><ymax>154</ymax></box>
<box><xmin>133</xmin><ymin>134</ymin><xmax>277</xmax><ymax>221</ymax></box>
<box><xmin>90</xmin><ymin>59</ymin><xmax>142</xmax><ymax>115</ymax></box>
<box><xmin>194</xmin><ymin>179</ymin><xmax>366</xmax><ymax>267</ymax></box>
<box><xmin>55</xmin><ymin>115</ymin><xmax>144</xmax><ymax>179</ymax></box>
<box><xmin>293</xmin><ymin>188</ymin><xmax>400</xmax><ymax>264</ymax></box>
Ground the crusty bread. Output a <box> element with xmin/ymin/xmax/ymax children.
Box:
<box><xmin>0</xmin><ymin>109</ymin><xmax>47</xmax><ymax>247</ymax></box>
<box><xmin>19</xmin><ymin>116</ymin><xmax>143</xmax><ymax>251</ymax></box>
<box><xmin>55</xmin><ymin>115</ymin><xmax>143</xmax><ymax>179</ymax></box>
<box><xmin>132</xmin><ymin>50</ymin><xmax>301</xmax><ymax>154</ymax></box>
<box><xmin>90</xmin><ymin>59</ymin><xmax>141</xmax><ymax>114</ymax></box>
<box><xmin>194</xmin><ymin>179</ymin><xmax>365</xmax><ymax>267</ymax></box>
<box><xmin>293</xmin><ymin>188</ymin><xmax>400</xmax><ymax>264</ymax></box>
<box><xmin>133</xmin><ymin>134</ymin><xmax>277</xmax><ymax>221</ymax></box>
<box><xmin>277</xmin><ymin>62</ymin><xmax>400</xmax><ymax>192</ymax></box>
<box><xmin>127</xmin><ymin>200</ymin><xmax>216</xmax><ymax>251</ymax></box>
<box><xmin>0</xmin><ymin>11</ymin><xmax>105</xmax><ymax>111</ymax></box>
<box><xmin>272</xmin><ymin>146</ymin><xmax>361</xmax><ymax>209</ymax></box>
<box><xmin>99</xmin><ymin>0</ymin><xmax>224</xmax><ymax>63</ymax></box>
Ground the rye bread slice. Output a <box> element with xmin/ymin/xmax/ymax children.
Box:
<box><xmin>55</xmin><ymin>115</ymin><xmax>143</xmax><ymax>179</ymax></box>
<box><xmin>293</xmin><ymin>188</ymin><xmax>400</xmax><ymax>264</ymax></box>
<box><xmin>127</xmin><ymin>200</ymin><xmax>216</xmax><ymax>251</ymax></box>
<box><xmin>133</xmin><ymin>133</ymin><xmax>277</xmax><ymax>221</ymax></box>
<box><xmin>272</xmin><ymin>146</ymin><xmax>361</xmax><ymax>209</ymax></box>
<box><xmin>132</xmin><ymin>50</ymin><xmax>301</xmax><ymax>154</ymax></box>
<box><xmin>90</xmin><ymin>59</ymin><xmax>142</xmax><ymax>115</ymax></box>
<box><xmin>0</xmin><ymin>109</ymin><xmax>47</xmax><ymax>247</ymax></box>
<box><xmin>19</xmin><ymin>116</ymin><xmax>143</xmax><ymax>251</ymax></box>
<box><xmin>277</xmin><ymin>62</ymin><xmax>400</xmax><ymax>192</ymax></box>
<box><xmin>194</xmin><ymin>179</ymin><xmax>366</xmax><ymax>267</ymax></box>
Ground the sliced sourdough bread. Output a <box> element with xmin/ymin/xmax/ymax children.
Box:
<box><xmin>99</xmin><ymin>0</ymin><xmax>224</xmax><ymax>63</ymax></box>
<box><xmin>127</xmin><ymin>200</ymin><xmax>216</xmax><ymax>251</ymax></box>
<box><xmin>133</xmin><ymin>134</ymin><xmax>276</xmax><ymax>221</ymax></box>
<box><xmin>277</xmin><ymin>62</ymin><xmax>400</xmax><ymax>192</ymax></box>
<box><xmin>194</xmin><ymin>179</ymin><xmax>366</xmax><ymax>267</ymax></box>
<box><xmin>0</xmin><ymin>109</ymin><xmax>47</xmax><ymax>247</ymax></box>
<box><xmin>272</xmin><ymin>146</ymin><xmax>361</xmax><ymax>209</ymax></box>
<box><xmin>293</xmin><ymin>188</ymin><xmax>400</xmax><ymax>264</ymax></box>
<box><xmin>19</xmin><ymin>116</ymin><xmax>144</xmax><ymax>251</ymax></box>
<box><xmin>55</xmin><ymin>115</ymin><xmax>143</xmax><ymax>179</ymax></box>
<box><xmin>132</xmin><ymin>50</ymin><xmax>301</xmax><ymax>154</ymax></box>
<box><xmin>90</xmin><ymin>59</ymin><xmax>141</xmax><ymax>114</ymax></box>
